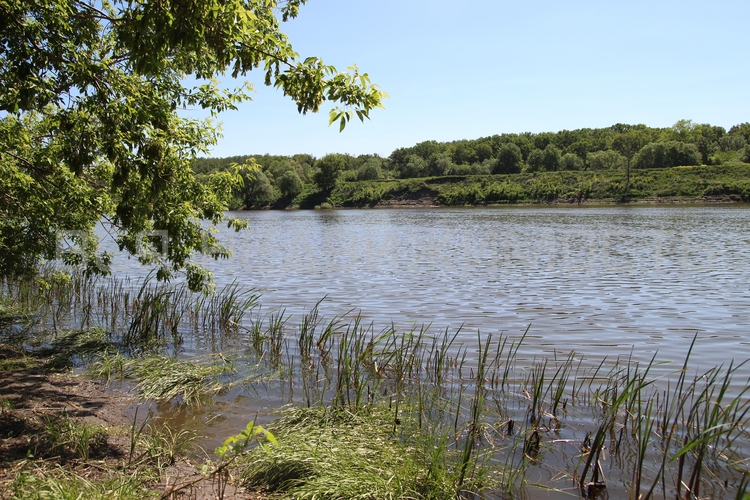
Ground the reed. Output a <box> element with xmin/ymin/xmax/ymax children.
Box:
<box><xmin>4</xmin><ymin>272</ymin><xmax>750</xmax><ymax>499</ymax></box>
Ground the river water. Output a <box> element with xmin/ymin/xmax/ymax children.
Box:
<box><xmin>101</xmin><ymin>205</ymin><xmax>750</xmax><ymax>497</ymax></box>
<box><xmin>128</xmin><ymin>205</ymin><xmax>749</xmax><ymax>372</ymax></box>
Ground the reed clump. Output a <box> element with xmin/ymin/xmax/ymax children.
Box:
<box><xmin>3</xmin><ymin>271</ymin><xmax>750</xmax><ymax>499</ymax></box>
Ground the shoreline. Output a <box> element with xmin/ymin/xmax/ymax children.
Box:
<box><xmin>0</xmin><ymin>344</ymin><xmax>260</xmax><ymax>499</ymax></box>
<box><xmin>267</xmin><ymin>194</ymin><xmax>750</xmax><ymax>210</ymax></box>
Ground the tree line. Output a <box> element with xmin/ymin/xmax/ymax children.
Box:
<box><xmin>194</xmin><ymin>120</ymin><xmax>750</xmax><ymax>208</ymax></box>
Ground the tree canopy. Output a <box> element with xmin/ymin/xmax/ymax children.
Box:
<box><xmin>0</xmin><ymin>0</ymin><xmax>386</xmax><ymax>289</ymax></box>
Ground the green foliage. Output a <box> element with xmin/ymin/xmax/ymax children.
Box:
<box><xmin>314</xmin><ymin>154</ymin><xmax>347</xmax><ymax>192</ymax></box>
<box><xmin>541</xmin><ymin>143</ymin><xmax>561</xmax><ymax>171</ymax></box>
<box><xmin>242</xmin><ymin>168</ymin><xmax>277</xmax><ymax>208</ymax></box>
<box><xmin>729</xmin><ymin>122</ymin><xmax>750</xmax><ymax>142</ymax></box>
<box><xmin>399</xmin><ymin>154</ymin><xmax>428</xmax><ymax>178</ymax></box>
<box><xmin>0</xmin><ymin>0</ymin><xmax>385</xmax><ymax>288</ymax></box>
<box><xmin>493</xmin><ymin>143</ymin><xmax>523</xmax><ymax>174</ymax></box>
<box><xmin>634</xmin><ymin>141</ymin><xmax>701</xmax><ymax>169</ymax></box>
<box><xmin>238</xmin><ymin>406</ymin><xmax>482</xmax><ymax>499</ymax></box>
<box><xmin>129</xmin><ymin>354</ymin><xmax>235</xmax><ymax>405</ymax></box>
<box><xmin>559</xmin><ymin>152</ymin><xmax>584</xmax><ymax>171</ymax></box>
<box><xmin>215</xmin><ymin>421</ymin><xmax>277</xmax><ymax>460</ymax></box>
<box><xmin>526</xmin><ymin>149</ymin><xmax>545</xmax><ymax>172</ymax></box>
<box><xmin>719</xmin><ymin>135</ymin><xmax>747</xmax><ymax>152</ymax></box>
<box><xmin>41</xmin><ymin>414</ymin><xmax>108</xmax><ymax>460</ymax></box>
<box><xmin>278</xmin><ymin>169</ymin><xmax>304</xmax><ymax>199</ymax></box>
<box><xmin>8</xmin><ymin>466</ymin><xmax>154</xmax><ymax>500</ymax></box>
<box><xmin>355</xmin><ymin>157</ymin><xmax>384</xmax><ymax>180</ymax></box>
<box><xmin>588</xmin><ymin>149</ymin><xmax>626</xmax><ymax>171</ymax></box>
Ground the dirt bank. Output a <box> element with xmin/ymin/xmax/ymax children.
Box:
<box><xmin>0</xmin><ymin>344</ymin><xmax>262</xmax><ymax>499</ymax></box>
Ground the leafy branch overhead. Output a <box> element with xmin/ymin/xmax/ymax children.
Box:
<box><xmin>0</xmin><ymin>0</ymin><xmax>385</xmax><ymax>289</ymax></box>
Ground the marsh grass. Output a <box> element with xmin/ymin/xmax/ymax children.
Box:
<box><xmin>135</xmin><ymin>420</ymin><xmax>200</xmax><ymax>468</ymax></box>
<box><xmin>7</xmin><ymin>464</ymin><xmax>155</xmax><ymax>500</ymax></box>
<box><xmin>3</xmin><ymin>271</ymin><xmax>750</xmax><ymax>499</ymax></box>
<box><xmin>239</xmin><ymin>405</ymin><xmax>484</xmax><ymax>499</ymax></box>
<box><xmin>40</xmin><ymin>413</ymin><xmax>109</xmax><ymax>460</ymax></box>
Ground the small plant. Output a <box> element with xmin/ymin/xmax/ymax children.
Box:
<box><xmin>212</xmin><ymin>421</ymin><xmax>276</xmax><ymax>500</ymax></box>
<box><xmin>41</xmin><ymin>414</ymin><xmax>108</xmax><ymax>460</ymax></box>
<box><xmin>7</xmin><ymin>465</ymin><xmax>151</xmax><ymax>500</ymax></box>
<box><xmin>136</xmin><ymin>421</ymin><xmax>198</xmax><ymax>468</ymax></box>
<box><xmin>0</xmin><ymin>396</ymin><xmax>13</xmax><ymax>412</ymax></box>
<box><xmin>131</xmin><ymin>354</ymin><xmax>233</xmax><ymax>405</ymax></box>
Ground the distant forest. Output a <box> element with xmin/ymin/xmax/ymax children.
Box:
<box><xmin>192</xmin><ymin>120</ymin><xmax>750</xmax><ymax>209</ymax></box>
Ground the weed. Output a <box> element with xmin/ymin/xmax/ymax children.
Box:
<box><xmin>7</xmin><ymin>464</ymin><xmax>155</xmax><ymax>500</ymax></box>
<box><xmin>40</xmin><ymin>413</ymin><xmax>108</xmax><ymax>460</ymax></box>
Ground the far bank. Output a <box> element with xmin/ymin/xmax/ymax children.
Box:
<box><xmin>267</xmin><ymin>164</ymin><xmax>750</xmax><ymax>210</ymax></box>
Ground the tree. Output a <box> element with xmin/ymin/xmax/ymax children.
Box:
<box><xmin>399</xmin><ymin>154</ymin><xmax>427</xmax><ymax>178</ymax></box>
<box><xmin>633</xmin><ymin>141</ymin><xmax>700</xmax><ymax>169</ymax></box>
<box><xmin>587</xmin><ymin>150</ymin><xmax>626</xmax><ymax>171</ymax></box>
<box><xmin>356</xmin><ymin>157</ymin><xmax>384</xmax><ymax>181</ymax></box>
<box><xmin>492</xmin><ymin>143</ymin><xmax>522</xmax><ymax>174</ymax></box>
<box><xmin>559</xmin><ymin>153</ymin><xmax>584</xmax><ymax>171</ymax></box>
<box><xmin>242</xmin><ymin>169</ymin><xmax>277</xmax><ymax>207</ymax></box>
<box><xmin>541</xmin><ymin>144</ymin><xmax>561</xmax><ymax>171</ymax></box>
<box><xmin>612</xmin><ymin>129</ymin><xmax>651</xmax><ymax>193</ymax></box>
<box><xmin>314</xmin><ymin>154</ymin><xmax>347</xmax><ymax>192</ymax></box>
<box><xmin>450</xmin><ymin>142</ymin><xmax>478</xmax><ymax>165</ymax></box>
<box><xmin>729</xmin><ymin>123</ymin><xmax>750</xmax><ymax>143</ymax></box>
<box><xmin>277</xmin><ymin>170</ymin><xmax>303</xmax><ymax>199</ymax></box>
<box><xmin>526</xmin><ymin>149</ymin><xmax>545</xmax><ymax>173</ymax></box>
<box><xmin>426</xmin><ymin>154</ymin><xmax>452</xmax><ymax>177</ymax></box>
<box><xmin>0</xmin><ymin>0</ymin><xmax>385</xmax><ymax>289</ymax></box>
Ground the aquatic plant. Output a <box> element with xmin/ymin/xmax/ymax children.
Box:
<box><xmin>3</xmin><ymin>272</ymin><xmax>750</xmax><ymax>499</ymax></box>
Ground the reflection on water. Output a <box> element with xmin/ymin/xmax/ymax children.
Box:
<box><xmin>102</xmin><ymin>205</ymin><xmax>750</xmax><ymax>497</ymax></box>
<box><xmin>113</xmin><ymin>206</ymin><xmax>749</xmax><ymax>370</ymax></box>
<box><xmin>106</xmin><ymin>206</ymin><xmax>750</xmax><ymax>369</ymax></box>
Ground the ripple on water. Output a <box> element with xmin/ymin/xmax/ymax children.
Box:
<box><xmin>101</xmin><ymin>205</ymin><xmax>750</xmax><ymax>373</ymax></box>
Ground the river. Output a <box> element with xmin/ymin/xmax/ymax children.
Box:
<box><xmin>118</xmin><ymin>205</ymin><xmax>749</xmax><ymax>372</ymax></box>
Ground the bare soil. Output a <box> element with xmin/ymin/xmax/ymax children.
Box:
<box><xmin>0</xmin><ymin>344</ymin><xmax>265</xmax><ymax>499</ymax></box>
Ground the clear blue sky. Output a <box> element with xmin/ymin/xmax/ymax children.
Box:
<box><xmin>197</xmin><ymin>0</ymin><xmax>750</xmax><ymax>159</ymax></box>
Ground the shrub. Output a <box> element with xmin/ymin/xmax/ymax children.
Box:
<box><xmin>633</xmin><ymin>141</ymin><xmax>700</xmax><ymax>169</ymax></box>
<box><xmin>588</xmin><ymin>150</ymin><xmax>626</xmax><ymax>171</ymax></box>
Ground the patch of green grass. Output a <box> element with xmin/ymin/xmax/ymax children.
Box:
<box><xmin>135</xmin><ymin>420</ymin><xmax>199</xmax><ymax>468</ymax></box>
<box><xmin>40</xmin><ymin>414</ymin><xmax>108</xmax><ymax>460</ymax></box>
<box><xmin>130</xmin><ymin>354</ymin><xmax>234</xmax><ymax>405</ymax></box>
<box><xmin>0</xmin><ymin>396</ymin><xmax>13</xmax><ymax>411</ymax></box>
<box><xmin>238</xmin><ymin>405</ymin><xmax>491</xmax><ymax>499</ymax></box>
<box><xmin>6</xmin><ymin>464</ymin><xmax>156</xmax><ymax>500</ymax></box>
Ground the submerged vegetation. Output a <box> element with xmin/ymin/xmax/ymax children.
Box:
<box><xmin>2</xmin><ymin>270</ymin><xmax>750</xmax><ymax>499</ymax></box>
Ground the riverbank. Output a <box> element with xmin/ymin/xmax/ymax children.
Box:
<box><xmin>288</xmin><ymin>164</ymin><xmax>750</xmax><ymax>209</ymax></box>
<box><xmin>0</xmin><ymin>343</ymin><xmax>261</xmax><ymax>499</ymax></box>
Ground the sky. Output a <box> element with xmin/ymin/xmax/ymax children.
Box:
<box><xmin>196</xmin><ymin>0</ymin><xmax>750</xmax><ymax>159</ymax></box>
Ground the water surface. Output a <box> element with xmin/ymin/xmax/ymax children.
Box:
<box><xmin>136</xmin><ymin>205</ymin><xmax>750</xmax><ymax>371</ymax></box>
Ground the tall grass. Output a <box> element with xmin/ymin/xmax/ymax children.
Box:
<box><xmin>3</xmin><ymin>270</ymin><xmax>750</xmax><ymax>499</ymax></box>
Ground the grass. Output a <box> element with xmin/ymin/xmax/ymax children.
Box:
<box><xmin>7</xmin><ymin>465</ymin><xmax>157</xmax><ymax>500</ymax></box>
<box><xmin>40</xmin><ymin>413</ymin><xmax>109</xmax><ymax>461</ymax></box>
<box><xmin>3</xmin><ymin>271</ymin><xmax>750</xmax><ymax>498</ymax></box>
<box><xmin>314</xmin><ymin>163</ymin><xmax>750</xmax><ymax>207</ymax></box>
<box><xmin>238</xmin><ymin>405</ymin><xmax>483</xmax><ymax>499</ymax></box>
<box><xmin>130</xmin><ymin>354</ymin><xmax>235</xmax><ymax>405</ymax></box>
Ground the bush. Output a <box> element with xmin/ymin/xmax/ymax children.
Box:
<box><xmin>559</xmin><ymin>153</ymin><xmax>584</xmax><ymax>171</ymax></box>
<box><xmin>633</xmin><ymin>141</ymin><xmax>700</xmax><ymax>169</ymax></box>
<box><xmin>492</xmin><ymin>143</ymin><xmax>523</xmax><ymax>174</ymax></box>
<box><xmin>588</xmin><ymin>150</ymin><xmax>626</xmax><ymax>171</ymax></box>
<box><xmin>277</xmin><ymin>170</ymin><xmax>303</xmax><ymax>199</ymax></box>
